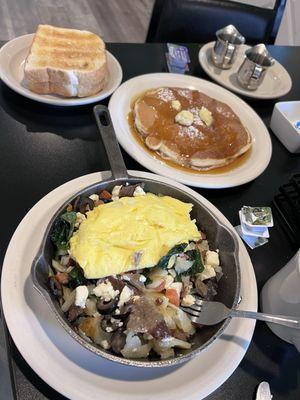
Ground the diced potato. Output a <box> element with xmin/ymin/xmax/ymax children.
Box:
<box><xmin>205</xmin><ymin>250</ymin><xmax>219</xmax><ymax>267</ymax></box>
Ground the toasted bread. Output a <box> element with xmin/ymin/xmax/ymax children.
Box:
<box><xmin>24</xmin><ymin>25</ymin><xmax>107</xmax><ymax>97</ymax></box>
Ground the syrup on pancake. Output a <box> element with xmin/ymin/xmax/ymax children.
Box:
<box><xmin>132</xmin><ymin>87</ymin><xmax>252</xmax><ymax>171</ymax></box>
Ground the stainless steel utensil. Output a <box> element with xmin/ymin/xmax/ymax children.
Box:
<box><xmin>31</xmin><ymin>104</ymin><xmax>241</xmax><ymax>367</ymax></box>
<box><xmin>237</xmin><ymin>44</ymin><xmax>275</xmax><ymax>90</ymax></box>
<box><xmin>212</xmin><ymin>24</ymin><xmax>245</xmax><ymax>69</ymax></box>
<box><xmin>182</xmin><ymin>298</ymin><xmax>300</xmax><ymax>328</ymax></box>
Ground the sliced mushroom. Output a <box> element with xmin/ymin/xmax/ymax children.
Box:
<box><xmin>110</xmin><ymin>330</ymin><xmax>126</xmax><ymax>354</ymax></box>
<box><xmin>48</xmin><ymin>276</ymin><xmax>63</xmax><ymax>298</ymax></box>
<box><xmin>79</xmin><ymin>197</ymin><xmax>94</xmax><ymax>214</ymax></box>
<box><xmin>96</xmin><ymin>297</ymin><xmax>118</xmax><ymax>315</ymax></box>
<box><xmin>101</xmin><ymin>316</ymin><xmax>120</xmax><ymax>333</ymax></box>
<box><xmin>195</xmin><ymin>276</ymin><xmax>208</xmax><ymax>297</ymax></box>
<box><xmin>73</xmin><ymin>196</ymin><xmax>81</xmax><ymax>212</ymax></box>
<box><xmin>67</xmin><ymin>305</ymin><xmax>84</xmax><ymax>322</ymax></box>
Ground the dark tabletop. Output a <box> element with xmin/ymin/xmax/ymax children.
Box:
<box><xmin>0</xmin><ymin>42</ymin><xmax>299</xmax><ymax>400</ymax></box>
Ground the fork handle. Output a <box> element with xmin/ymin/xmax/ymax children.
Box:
<box><xmin>230</xmin><ymin>310</ymin><xmax>300</xmax><ymax>329</ymax></box>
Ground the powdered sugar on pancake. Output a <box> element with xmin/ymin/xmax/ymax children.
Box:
<box><xmin>155</xmin><ymin>88</ymin><xmax>176</xmax><ymax>102</ymax></box>
<box><xmin>178</xmin><ymin>125</ymin><xmax>204</xmax><ymax>140</ymax></box>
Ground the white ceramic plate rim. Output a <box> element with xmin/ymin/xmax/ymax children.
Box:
<box><xmin>108</xmin><ymin>73</ymin><xmax>272</xmax><ymax>188</ymax></box>
<box><xmin>198</xmin><ymin>42</ymin><xmax>292</xmax><ymax>100</ymax></box>
<box><xmin>0</xmin><ymin>33</ymin><xmax>123</xmax><ymax>106</ymax></box>
<box><xmin>1</xmin><ymin>171</ymin><xmax>257</xmax><ymax>400</ymax></box>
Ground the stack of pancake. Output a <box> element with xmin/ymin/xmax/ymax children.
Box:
<box><xmin>133</xmin><ymin>87</ymin><xmax>252</xmax><ymax>170</ymax></box>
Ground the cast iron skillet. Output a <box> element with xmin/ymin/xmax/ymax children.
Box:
<box><xmin>31</xmin><ymin>104</ymin><xmax>241</xmax><ymax>368</ymax></box>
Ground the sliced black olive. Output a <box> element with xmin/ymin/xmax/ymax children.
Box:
<box><xmin>79</xmin><ymin>197</ymin><xmax>94</xmax><ymax>214</ymax></box>
<box><xmin>96</xmin><ymin>297</ymin><xmax>118</xmax><ymax>314</ymax></box>
<box><xmin>47</xmin><ymin>276</ymin><xmax>63</xmax><ymax>298</ymax></box>
<box><xmin>67</xmin><ymin>305</ymin><xmax>84</xmax><ymax>322</ymax></box>
<box><xmin>100</xmin><ymin>316</ymin><xmax>119</xmax><ymax>333</ymax></box>
<box><xmin>110</xmin><ymin>330</ymin><xmax>126</xmax><ymax>354</ymax></box>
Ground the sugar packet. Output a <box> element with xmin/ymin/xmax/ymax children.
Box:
<box><xmin>235</xmin><ymin>225</ymin><xmax>269</xmax><ymax>249</ymax></box>
<box><xmin>166</xmin><ymin>43</ymin><xmax>190</xmax><ymax>74</ymax></box>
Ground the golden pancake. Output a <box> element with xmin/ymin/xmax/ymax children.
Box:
<box><xmin>133</xmin><ymin>87</ymin><xmax>252</xmax><ymax>170</ymax></box>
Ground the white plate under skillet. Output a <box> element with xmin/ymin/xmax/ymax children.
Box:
<box><xmin>0</xmin><ymin>34</ymin><xmax>123</xmax><ymax>106</ymax></box>
<box><xmin>108</xmin><ymin>73</ymin><xmax>272</xmax><ymax>189</ymax></box>
<box><xmin>199</xmin><ymin>42</ymin><xmax>292</xmax><ymax>100</ymax></box>
<box><xmin>1</xmin><ymin>171</ymin><xmax>257</xmax><ymax>400</ymax></box>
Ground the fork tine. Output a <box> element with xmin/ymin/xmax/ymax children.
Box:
<box><xmin>193</xmin><ymin>296</ymin><xmax>204</xmax><ymax>306</ymax></box>
<box><xmin>183</xmin><ymin>303</ymin><xmax>202</xmax><ymax>312</ymax></box>
<box><xmin>180</xmin><ymin>306</ymin><xmax>200</xmax><ymax>317</ymax></box>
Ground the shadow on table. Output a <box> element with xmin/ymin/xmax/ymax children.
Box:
<box><xmin>239</xmin><ymin>321</ymin><xmax>300</xmax><ymax>397</ymax></box>
<box><xmin>0</xmin><ymin>83</ymin><xmax>100</xmax><ymax>142</ymax></box>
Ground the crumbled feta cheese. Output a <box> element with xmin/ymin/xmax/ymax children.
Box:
<box><xmin>198</xmin><ymin>266</ymin><xmax>216</xmax><ymax>281</ymax></box>
<box><xmin>198</xmin><ymin>106</ymin><xmax>213</xmax><ymax>127</ymax></box>
<box><xmin>133</xmin><ymin>186</ymin><xmax>146</xmax><ymax>196</ymax></box>
<box><xmin>175</xmin><ymin>110</ymin><xmax>194</xmax><ymax>126</ymax></box>
<box><xmin>89</xmin><ymin>194</ymin><xmax>99</xmax><ymax>202</ymax></box>
<box><xmin>106</xmin><ymin>327</ymin><xmax>113</xmax><ymax>333</ymax></box>
<box><xmin>181</xmin><ymin>294</ymin><xmax>196</xmax><ymax>307</ymax></box>
<box><xmin>75</xmin><ymin>212</ymin><xmax>86</xmax><ymax>228</ymax></box>
<box><xmin>112</xmin><ymin>185</ymin><xmax>122</xmax><ymax>201</ymax></box>
<box><xmin>100</xmin><ymin>340</ymin><xmax>110</xmax><ymax>350</ymax></box>
<box><xmin>74</xmin><ymin>285</ymin><xmax>89</xmax><ymax>308</ymax></box>
<box><xmin>171</xmin><ymin>100</ymin><xmax>181</xmax><ymax>111</ymax></box>
<box><xmin>92</xmin><ymin>280</ymin><xmax>119</xmax><ymax>301</ymax></box>
<box><xmin>139</xmin><ymin>274</ymin><xmax>147</xmax><ymax>283</ymax></box>
<box><xmin>114</xmin><ymin>308</ymin><xmax>120</xmax><ymax>315</ymax></box>
<box><xmin>118</xmin><ymin>285</ymin><xmax>134</xmax><ymax>307</ymax></box>
<box><xmin>205</xmin><ymin>250</ymin><xmax>219</xmax><ymax>267</ymax></box>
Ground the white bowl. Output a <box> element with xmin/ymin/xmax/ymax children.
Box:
<box><xmin>270</xmin><ymin>101</ymin><xmax>300</xmax><ymax>153</ymax></box>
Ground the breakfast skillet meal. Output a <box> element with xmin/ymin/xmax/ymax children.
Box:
<box><xmin>48</xmin><ymin>183</ymin><xmax>223</xmax><ymax>360</ymax></box>
<box><xmin>24</xmin><ymin>25</ymin><xmax>107</xmax><ymax>97</ymax></box>
<box><xmin>130</xmin><ymin>87</ymin><xmax>252</xmax><ymax>171</ymax></box>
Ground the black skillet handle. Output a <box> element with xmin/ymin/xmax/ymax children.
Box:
<box><xmin>94</xmin><ymin>105</ymin><xmax>129</xmax><ymax>180</ymax></box>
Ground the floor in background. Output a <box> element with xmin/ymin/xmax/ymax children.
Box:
<box><xmin>0</xmin><ymin>0</ymin><xmax>154</xmax><ymax>42</ymax></box>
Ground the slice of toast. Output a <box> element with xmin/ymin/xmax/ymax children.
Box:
<box><xmin>24</xmin><ymin>25</ymin><xmax>107</xmax><ymax>97</ymax></box>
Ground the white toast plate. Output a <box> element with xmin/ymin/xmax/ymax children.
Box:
<box><xmin>0</xmin><ymin>34</ymin><xmax>123</xmax><ymax>106</ymax></box>
<box><xmin>199</xmin><ymin>42</ymin><xmax>292</xmax><ymax>100</ymax></box>
<box><xmin>108</xmin><ymin>73</ymin><xmax>272</xmax><ymax>188</ymax></box>
<box><xmin>1</xmin><ymin>171</ymin><xmax>257</xmax><ymax>400</ymax></box>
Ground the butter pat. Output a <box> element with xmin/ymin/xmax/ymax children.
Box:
<box><xmin>199</xmin><ymin>106</ymin><xmax>213</xmax><ymax>127</ymax></box>
<box><xmin>171</xmin><ymin>100</ymin><xmax>181</xmax><ymax>111</ymax></box>
<box><xmin>175</xmin><ymin>110</ymin><xmax>194</xmax><ymax>126</ymax></box>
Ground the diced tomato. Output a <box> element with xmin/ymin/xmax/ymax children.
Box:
<box><xmin>56</xmin><ymin>272</ymin><xmax>68</xmax><ymax>285</ymax></box>
<box><xmin>165</xmin><ymin>288</ymin><xmax>180</xmax><ymax>307</ymax></box>
<box><xmin>99</xmin><ymin>190</ymin><xmax>112</xmax><ymax>200</ymax></box>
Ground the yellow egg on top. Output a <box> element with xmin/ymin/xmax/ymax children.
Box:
<box><xmin>69</xmin><ymin>193</ymin><xmax>200</xmax><ymax>279</ymax></box>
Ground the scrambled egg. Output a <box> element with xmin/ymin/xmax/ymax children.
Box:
<box><xmin>69</xmin><ymin>193</ymin><xmax>200</xmax><ymax>279</ymax></box>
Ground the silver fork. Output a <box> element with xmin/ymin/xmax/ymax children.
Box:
<box><xmin>181</xmin><ymin>298</ymin><xmax>300</xmax><ymax>328</ymax></box>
